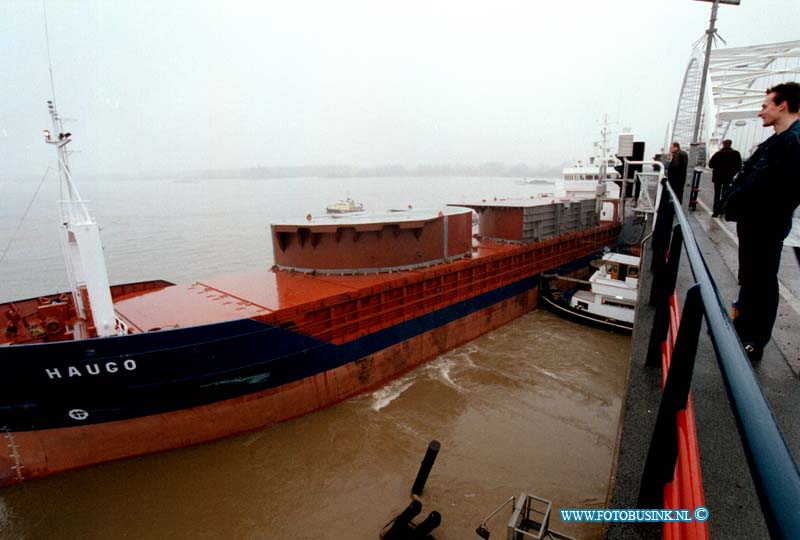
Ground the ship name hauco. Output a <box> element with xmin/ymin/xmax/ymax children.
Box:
<box><xmin>45</xmin><ymin>359</ymin><xmax>137</xmax><ymax>379</ymax></box>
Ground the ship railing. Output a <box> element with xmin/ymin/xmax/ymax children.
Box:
<box><xmin>115</xmin><ymin>316</ymin><xmax>129</xmax><ymax>335</ymax></box>
<box><xmin>620</xmin><ymin>159</ymin><xmax>666</xmax><ymax>217</ymax></box>
<box><xmin>632</xmin><ymin>171</ymin><xmax>663</xmax><ymax>215</ymax></box>
<box><xmin>58</xmin><ymin>198</ymin><xmax>98</xmax><ymax>225</ymax></box>
<box><xmin>638</xmin><ymin>178</ymin><xmax>800</xmax><ymax>539</ymax></box>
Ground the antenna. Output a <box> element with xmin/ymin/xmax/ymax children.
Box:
<box><xmin>43</xmin><ymin>0</ymin><xmax>59</xmax><ymax>115</ymax></box>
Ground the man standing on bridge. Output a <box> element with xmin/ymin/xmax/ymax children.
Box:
<box><xmin>668</xmin><ymin>142</ymin><xmax>689</xmax><ymax>202</ymax></box>
<box><xmin>722</xmin><ymin>82</ymin><xmax>800</xmax><ymax>361</ymax></box>
<box><xmin>708</xmin><ymin>139</ymin><xmax>742</xmax><ymax>217</ymax></box>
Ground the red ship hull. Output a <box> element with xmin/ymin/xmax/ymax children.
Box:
<box><xmin>2</xmin><ymin>286</ymin><xmax>537</xmax><ymax>485</ymax></box>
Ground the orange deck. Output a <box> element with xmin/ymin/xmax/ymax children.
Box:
<box><xmin>114</xmin><ymin>239</ymin><xmax>518</xmax><ymax>333</ymax></box>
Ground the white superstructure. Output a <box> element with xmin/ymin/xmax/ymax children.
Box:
<box><xmin>558</xmin><ymin>121</ymin><xmax>626</xmax><ymax>222</ymax></box>
<box><xmin>569</xmin><ymin>253</ymin><xmax>639</xmax><ymax>324</ymax></box>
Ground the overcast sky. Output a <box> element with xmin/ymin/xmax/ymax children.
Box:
<box><xmin>2</xmin><ymin>0</ymin><xmax>799</xmax><ymax>177</ymax></box>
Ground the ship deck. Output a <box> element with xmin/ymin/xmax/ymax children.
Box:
<box><xmin>113</xmin><ymin>240</ymin><xmax>521</xmax><ymax>333</ymax></box>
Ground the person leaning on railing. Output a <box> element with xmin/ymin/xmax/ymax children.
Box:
<box><xmin>721</xmin><ymin>82</ymin><xmax>800</xmax><ymax>361</ymax></box>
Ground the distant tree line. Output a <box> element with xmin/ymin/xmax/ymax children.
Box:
<box><xmin>195</xmin><ymin>162</ymin><xmax>565</xmax><ymax>179</ymax></box>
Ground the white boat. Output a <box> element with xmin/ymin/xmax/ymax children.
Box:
<box><xmin>558</xmin><ymin>120</ymin><xmax>625</xmax><ymax>222</ymax></box>
<box><xmin>562</xmin><ymin>155</ymin><xmax>621</xmax><ymax>182</ymax></box>
<box><xmin>326</xmin><ymin>197</ymin><xmax>365</xmax><ymax>214</ymax></box>
<box><xmin>541</xmin><ymin>252</ymin><xmax>640</xmax><ymax>334</ymax></box>
<box><xmin>515</xmin><ymin>178</ymin><xmax>554</xmax><ymax>185</ymax></box>
<box><xmin>561</xmin><ymin>119</ymin><xmax>623</xmax><ymax>184</ymax></box>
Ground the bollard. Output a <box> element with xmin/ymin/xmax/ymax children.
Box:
<box><xmin>688</xmin><ymin>168</ymin><xmax>702</xmax><ymax>211</ymax></box>
<box><xmin>411</xmin><ymin>440</ymin><xmax>441</xmax><ymax>496</ymax></box>
<box><xmin>410</xmin><ymin>511</ymin><xmax>441</xmax><ymax>539</ymax></box>
<box><xmin>382</xmin><ymin>500</ymin><xmax>422</xmax><ymax>540</ymax></box>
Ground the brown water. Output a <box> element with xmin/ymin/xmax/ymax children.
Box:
<box><xmin>0</xmin><ymin>310</ymin><xmax>629</xmax><ymax>540</ymax></box>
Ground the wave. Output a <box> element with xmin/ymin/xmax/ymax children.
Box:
<box><xmin>371</xmin><ymin>379</ymin><xmax>416</xmax><ymax>411</ymax></box>
<box><xmin>429</xmin><ymin>357</ymin><xmax>467</xmax><ymax>393</ymax></box>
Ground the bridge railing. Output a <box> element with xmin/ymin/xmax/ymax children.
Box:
<box><xmin>637</xmin><ymin>179</ymin><xmax>800</xmax><ymax>539</ymax></box>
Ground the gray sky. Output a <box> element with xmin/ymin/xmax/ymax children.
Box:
<box><xmin>2</xmin><ymin>0</ymin><xmax>799</xmax><ymax>177</ymax></box>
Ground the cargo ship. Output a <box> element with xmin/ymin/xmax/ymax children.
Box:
<box><xmin>0</xmin><ymin>103</ymin><xmax>621</xmax><ymax>487</ymax></box>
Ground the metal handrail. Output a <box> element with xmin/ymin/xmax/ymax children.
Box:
<box><xmin>620</xmin><ymin>158</ymin><xmax>665</xmax><ymax>218</ymax></box>
<box><xmin>644</xmin><ymin>178</ymin><xmax>800</xmax><ymax>539</ymax></box>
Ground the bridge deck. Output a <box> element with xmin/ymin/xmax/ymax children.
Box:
<box><xmin>607</xmin><ymin>175</ymin><xmax>800</xmax><ymax>539</ymax></box>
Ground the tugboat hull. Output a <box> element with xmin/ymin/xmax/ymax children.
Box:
<box><xmin>539</xmin><ymin>289</ymin><xmax>633</xmax><ymax>334</ymax></box>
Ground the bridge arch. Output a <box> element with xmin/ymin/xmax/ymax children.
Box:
<box><xmin>672</xmin><ymin>40</ymin><xmax>800</xmax><ymax>157</ymax></box>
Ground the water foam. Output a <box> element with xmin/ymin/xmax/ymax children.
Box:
<box><xmin>432</xmin><ymin>358</ymin><xmax>466</xmax><ymax>393</ymax></box>
<box><xmin>371</xmin><ymin>379</ymin><xmax>415</xmax><ymax>411</ymax></box>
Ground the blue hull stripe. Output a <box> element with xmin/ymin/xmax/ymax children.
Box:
<box><xmin>1</xmin><ymin>274</ymin><xmax>541</xmax><ymax>430</ymax></box>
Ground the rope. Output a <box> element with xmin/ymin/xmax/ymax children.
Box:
<box><xmin>0</xmin><ymin>168</ymin><xmax>52</xmax><ymax>267</ymax></box>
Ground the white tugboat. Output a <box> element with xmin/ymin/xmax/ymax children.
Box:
<box><xmin>325</xmin><ymin>197</ymin><xmax>364</xmax><ymax>214</ymax></box>
<box><xmin>541</xmin><ymin>252</ymin><xmax>639</xmax><ymax>334</ymax></box>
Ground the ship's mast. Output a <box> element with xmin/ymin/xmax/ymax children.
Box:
<box><xmin>44</xmin><ymin>100</ymin><xmax>120</xmax><ymax>338</ymax></box>
<box><xmin>590</xmin><ymin>116</ymin><xmax>612</xmax><ymax>220</ymax></box>
<box><xmin>599</xmin><ymin>115</ymin><xmax>609</xmax><ymax>183</ymax></box>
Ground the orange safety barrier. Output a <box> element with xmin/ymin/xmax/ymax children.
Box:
<box><xmin>660</xmin><ymin>291</ymin><xmax>708</xmax><ymax>540</ymax></box>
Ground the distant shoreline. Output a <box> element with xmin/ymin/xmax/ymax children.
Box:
<box><xmin>7</xmin><ymin>164</ymin><xmax>567</xmax><ymax>183</ymax></box>
<box><xmin>125</xmin><ymin>163</ymin><xmax>565</xmax><ymax>181</ymax></box>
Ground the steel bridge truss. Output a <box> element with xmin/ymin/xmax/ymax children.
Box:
<box><xmin>672</xmin><ymin>40</ymin><xmax>800</xmax><ymax>157</ymax></box>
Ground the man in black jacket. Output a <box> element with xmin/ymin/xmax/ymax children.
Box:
<box><xmin>668</xmin><ymin>142</ymin><xmax>688</xmax><ymax>202</ymax></box>
<box><xmin>708</xmin><ymin>139</ymin><xmax>742</xmax><ymax>217</ymax></box>
<box><xmin>722</xmin><ymin>82</ymin><xmax>800</xmax><ymax>361</ymax></box>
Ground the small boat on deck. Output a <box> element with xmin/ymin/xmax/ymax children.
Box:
<box><xmin>540</xmin><ymin>252</ymin><xmax>639</xmax><ymax>334</ymax></box>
